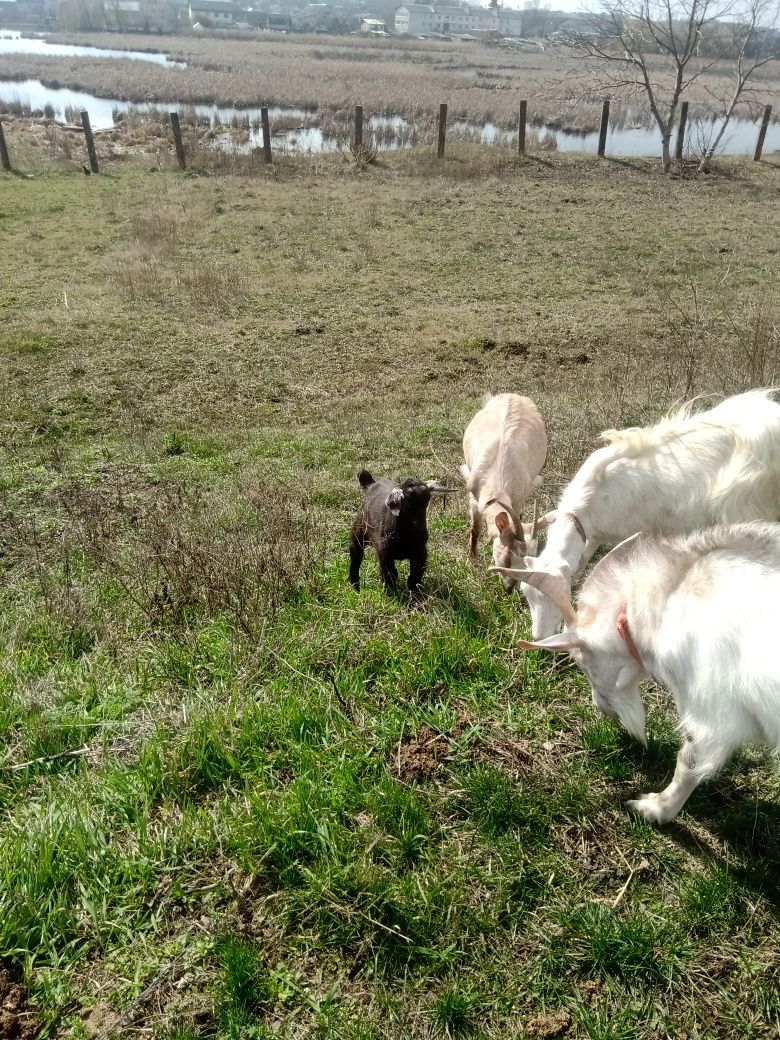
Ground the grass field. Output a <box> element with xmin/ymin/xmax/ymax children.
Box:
<box><xmin>1</xmin><ymin>148</ymin><xmax>780</xmax><ymax>1039</ymax></box>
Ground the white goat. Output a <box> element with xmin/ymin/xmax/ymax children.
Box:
<box><xmin>522</xmin><ymin>389</ymin><xmax>780</xmax><ymax>638</ymax></box>
<box><xmin>492</xmin><ymin>522</ymin><xmax>780</xmax><ymax>824</ymax></box>
<box><xmin>461</xmin><ymin>393</ymin><xmax>548</xmax><ymax>592</ymax></box>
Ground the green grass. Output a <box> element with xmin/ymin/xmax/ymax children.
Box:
<box><xmin>0</xmin><ymin>150</ymin><xmax>779</xmax><ymax>1039</ymax></box>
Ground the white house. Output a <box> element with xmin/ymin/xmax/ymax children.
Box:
<box><xmin>395</xmin><ymin>2</ymin><xmax>524</xmax><ymax>37</ymax></box>
<box><xmin>188</xmin><ymin>0</ymin><xmax>239</xmax><ymax>24</ymax></box>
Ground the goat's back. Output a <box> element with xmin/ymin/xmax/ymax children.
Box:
<box><xmin>662</xmin><ymin>526</ymin><xmax>780</xmax><ymax>750</ymax></box>
<box><xmin>462</xmin><ymin>393</ymin><xmax>547</xmax><ymax>503</ymax></box>
<box><xmin>563</xmin><ymin>390</ymin><xmax>780</xmax><ymax>540</ymax></box>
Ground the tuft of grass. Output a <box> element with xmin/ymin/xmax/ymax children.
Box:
<box><xmin>213</xmin><ymin>936</ymin><xmax>273</xmax><ymax>1038</ymax></box>
<box><xmin>544</xmin><ymin>902</ymin><xmax>691</xmax><ymax>986</ymax></box>
<box><xmin>433</xmin><ymin>986</ymin><xmax>484</xmax><ymax>1036</ymax></box>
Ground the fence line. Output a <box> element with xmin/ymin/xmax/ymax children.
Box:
<box><xmin>260</xmin><ymin>106</ymin><xmax>272</xmax><ymax>164</ymax></box>
<box><xmin>81</xmin><ymin>109</ymin><xmax>99</xmax><ymax>174</ymax></box>
<box><xmin>675</xmin><ymin>101</ymin><xmax>689</xmax><ymax>162</ymax></box>
<box><xmin>0</xmin><ymin>99</ymin><xmax>777</xmax><ymax>175</ymax></box>
<box><xmin>0</xmin><ymin>120</ymin><xmax>10</xmax><ymax>172</ymax></box>
<box><xmin>437</xmin><ymin>102</ymin><xmax>447</xmax><ymax>159</ymax></box>
<box><xmin>170</xmin><ymin>111</ymin><xmax>186</xmax><ymax>170</ymax></box>
<box><xmin>354</xmin><ymin>104</ymin><xmax>363</xmax><ymax>150</ymax></box>
<box><xmin>597</xmin><ymin>99</ymin><xmax>610</xmax><ymax>158</ymax></box>
<box><xmin>518</xmin><ymin>99</ymin><xmax>527</xmax><ymax>156</ymax></box>
<box><xmin>754</xmin><ymin>105</ymin><xmax>773</xmax><ymax>162</ymax></box>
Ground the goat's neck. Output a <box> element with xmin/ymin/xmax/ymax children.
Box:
<box><xmin>614</xmin><ymin>544</ymin><xmax>689</xmax><ymax>676</ymax></box>
<box><xmin>542</xmin><ymin>513</ymin><xmax>590</xmax><ymax>576</ymax></box>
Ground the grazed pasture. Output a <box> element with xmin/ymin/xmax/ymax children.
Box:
<box><xmin>3</xmin><ymin>29</ymin><xmax>780</xmax><ymax>131</ymax></box>
<box><xmin>1</xmin><ymin>149</ymin><xmax>779</xmax><ymax>1039</ymax></box>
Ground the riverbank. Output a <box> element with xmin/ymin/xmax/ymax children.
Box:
<box><xmin>2</xmin><ymin>29</ymin><xmax>780</xmax><ymax>136</ymax></box>
<box><xmin>3</xmin><ymin>106</ymin><xmax>780</xmax><ymax>172</ymax></box>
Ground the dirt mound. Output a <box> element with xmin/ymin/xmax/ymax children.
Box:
<box><xmin>0</xmin><ymin>959</ymin><xmax>39</xmax><ymax>1040</ymax></box>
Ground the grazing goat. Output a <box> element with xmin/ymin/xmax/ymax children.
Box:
<box><xmin>349</xmin><ymin>470</ymin><xmax>452</xmax><ymax>599</ymax></box>
<box><xmin>461</xmin><ymin>393</ymin><xmax>548</xmax><ymax>593</ymax></box>
<box><xmin>521</xmin><ymin>389</ymin><xmax>780</xmax><ymax>638</ymax></box>
<box><xmin>492</xmin><ymin>522</ymin><xmax>780</xmax><ymax>824</ymax></box>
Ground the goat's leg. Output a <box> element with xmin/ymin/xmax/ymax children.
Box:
<box><xmin>627</xmin><ymin>730</ymin><xmax>734</xmax><ymax>825</ymax></box>
<box><xmin>349</xmin><ymin>533</ymin><xmax>365</xmax><ymax>590</ymax></box>
<box><xmin>467</xmin><ymin>495</ymin><xmax>483</xmax><ymax>559</ymax></box>
<box><xmin>407</xmin><ymin>549</ymin><xmax>428</xmax><ymax>601</ymax></box>
<box><xmin>378</xmin><ymin>555</ymin><xmax>399</xmax><ymax>594</ymax></box>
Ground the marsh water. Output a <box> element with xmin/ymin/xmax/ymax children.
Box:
<box><xmin>0</xmin><ymin>33</ymin><xmax>777</xmax><ymax>157</ymax></box>
<box><xmin>0</xmin><ymin>29</ymin><xmax>186</xmax><ymax>65</ymax></box>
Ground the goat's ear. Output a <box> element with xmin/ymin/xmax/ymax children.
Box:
<box><xmin>522</xmin><ymin>513</ymin><xmax>555</xmax><ymax>541</ymax></box>
<box><xmin>495</xmin><ymin>510</ymin><xmax>514</xmax><ymax>537</ymax></box>
<box><xmin>385</xmin><ymin>489</ymin><xmax>404</xmax><ymax>513</ymax></box>
<box><xmin>519</xmin><ymin>630</ymin><xmax>584</xmax><ymax>652</ymax></box>
<box><xmin>385</xmin><ymin>488</ymin><xmax>404</xmax><ymax>515</ymax></box>
<box><xmin>426</xmin><ymin>480</ymin><xmax>456</xmax><ymax>494</ymax></box>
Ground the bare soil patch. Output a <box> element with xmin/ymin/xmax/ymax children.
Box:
<box><xmin>0</xmin><ymin>961</ymin><xmax>38</xmax><ymax>1040</ymax></box>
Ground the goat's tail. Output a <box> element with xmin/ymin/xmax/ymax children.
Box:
<box><xmin>358</xmin><ymin>469</ymin><xmax>375</xmax><ymax>489</ymax></box>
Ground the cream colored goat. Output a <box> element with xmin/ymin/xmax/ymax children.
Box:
<box><xmin>461</xmin><ymin>393</ymin><xmax>547</xmax><ymax>593</ymax></box>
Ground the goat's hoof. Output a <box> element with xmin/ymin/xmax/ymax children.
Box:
<box><xmin>626</xmin><ymin>794</ymin><xmax>674</xmax><ymax>826</ymax></box>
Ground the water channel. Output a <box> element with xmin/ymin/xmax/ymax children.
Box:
<box><xmin>0</xmin><ymin>28</ymin><xmax>186</xmax><ymax>65</ymax></box>
<box><xmin>0</xmin><ymin>32</ymin><xmax>777</xmax><ymax>157</ymax></box>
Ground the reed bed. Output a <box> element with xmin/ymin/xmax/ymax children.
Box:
<box><xmin>3</xmin><ymin>32</ymin><xmax>780</xmax><ymax>132</ymax></box>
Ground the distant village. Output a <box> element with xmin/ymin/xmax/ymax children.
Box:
<box><xmin>0</xmin><ymin>0</ymin><xmax>589</xmax><ymax>45</ymax></box>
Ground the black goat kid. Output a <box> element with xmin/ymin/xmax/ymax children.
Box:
<box><xmin>349</xmin><ymin>470</ymin><xmax>452</xmax><ymax>599</ymax></box>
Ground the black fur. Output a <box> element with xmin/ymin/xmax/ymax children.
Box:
<box><xmin>349</xmin><ymin>470</ymin><xmax>433</xmax><ymax>599</ymax></box>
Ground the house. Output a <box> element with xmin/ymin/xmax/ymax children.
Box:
<box><xmin>290</xmin><ymin>1</ymin><xmax>347</xmax><ymax>30</ymax></box>
<box><xmin>395</xmin><ymin>2</ymin><xmax>523</xmax><ymax>38</ymax></box>
<box><xmin>188</xmin><ymin>0</ymin><xmax>240</xmax><ymax>25</ymax></box>
<box><xmin>360</xmin><ymin>15</ymin><xmax>384</xmax><ymax>31</ymax></box>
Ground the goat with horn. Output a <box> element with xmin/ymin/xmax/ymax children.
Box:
<box><xmin>492</xmin><ymin>521</ymin><xmax>780</xmax><ymax>824</ymax></box>
<box><xmin>520</xmin><ymin>389</ymin><xmax>780</xmax><ymax>639</ymax></box>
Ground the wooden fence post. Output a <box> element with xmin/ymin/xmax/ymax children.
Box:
<box><xmin>518</xmin><ymin>99</ymin><xmax>527</xmax><ymax>156</ymax></box>
<box><xmin>0</xmin><ymin>121</ymin><xmax>10</xmax><ymax>173</ymax></box>
<box><xmin>753</xmin><ymin>104</ymin><xmax>772</xmax><ymax>161</ymax></box>
<box><xmin>260</xmin><ymin>106</ymin><xmax>272</xmax><ymax>164</ymax></box>
<box><xmin>675</xmin><ymin>100</ymin><xmax>688</xmax><ymax>162</ymax></box>
<box><xmin>170</xmin><ymin>111</ymin><xmax>186</xmax><ymax>170</ymax></box>
<box><xmin>81</xmin><ymin>110</ymin><xmax>99</xmax><ymax>174</ymax></box>
<box><xmin>437</xmin><ymin>103</ymin><xmax>447</xmax><ymax>159</ymax></box>
<box><xmin>597</xmin><ymin>99</ymin><xmax>610</xmax><ymax>157</ymax></box>
<box><xmin>354</xmin><ymin>105</ymin><xmax>363</xmax><ymax>150</ymax></box>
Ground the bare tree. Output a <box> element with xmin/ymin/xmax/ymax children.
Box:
<box><xmin>563</xmin><ymin>0</ymin><xmax>779</xmax><ymax>172</ymax></box>
<box><xmin>697</xmin><ymin>0</ymin><xmax>780</xmax><ymax>170</ymax></box>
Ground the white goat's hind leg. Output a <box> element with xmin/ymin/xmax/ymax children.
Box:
<box><xmin>467</xmin><ymin>495</ymin><xmax>483</xmax><ymax>559</ymax></box>
<box><xmin>627</xmin><ymin>732</ymin><xmax>729</xmax><ymax>825</ymax></box>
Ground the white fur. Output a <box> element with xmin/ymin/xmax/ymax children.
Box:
<box><xmin>520</xmin><ymin>523</ymin><xmax>780</xmax><ymax>823</ymax></box>
<box><xmin>523</xmin><ymin>390</ymin><xmax>780</xmax><ymax>638</ymax></box>
<box><xmin>461</xmin><ymin>393</ymin><xmax>548</xmax><ymax>592</ymax></box>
